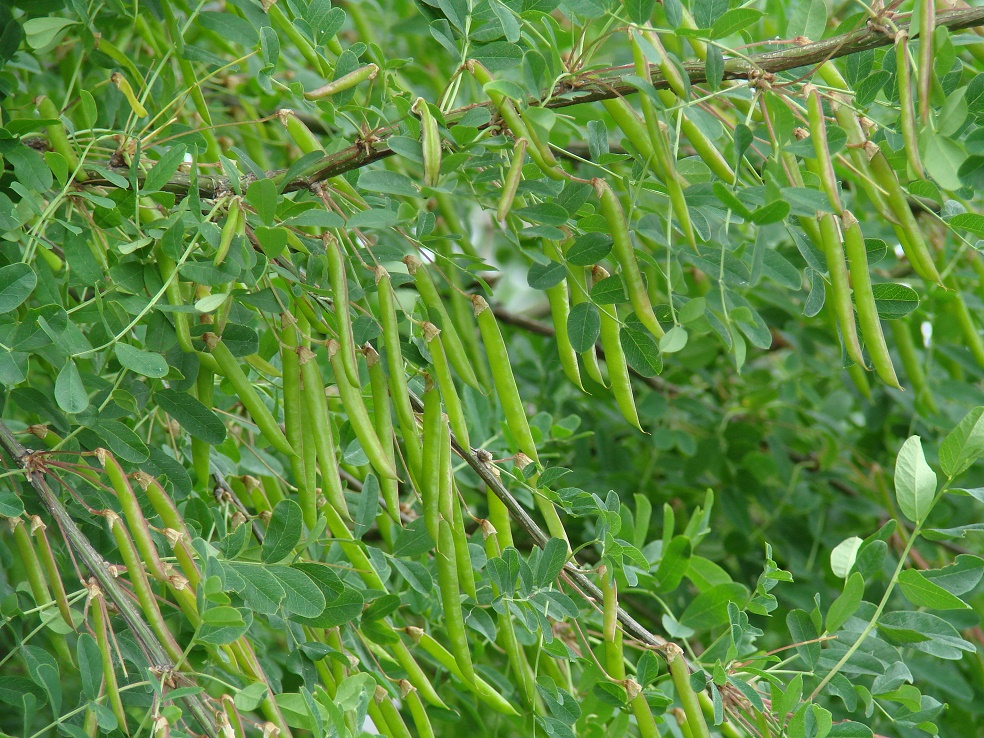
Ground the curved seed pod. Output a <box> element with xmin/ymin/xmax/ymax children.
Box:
<box><xmin>11</xmin><ymin>518</ymin><xmax>52</xmax><ymax>608</ymax></box>
<box><xmin>472</xmin><ymin>295</ymin><xmax>538</xmax><ymax>462</ymax></box>
<box><xmin>466</xmin><ymin>60</ymin><xmax>562</xmax><ymax>178</ymax></box>
<box><xmin>542</xmin><ymin>240</ymin><xmax>583</xmax><ymax>391</ymax></box>
<box><xmin>436</xmin><ymin>517</ymin><xmax>475</xmax><ymax>683</ymax></box>
<box><xmin>643</xmin><ymin>28</ymin><xmax>689</xmax><ymax>99</ymax></box>
<box><xmin>35</xmin><ymin>95</ymin><xmax>83</xmax><ymax>179</ymax></box>
<box><xmin>496</xmin><ymin>138</ymin><xmax>527</xmax><ymax>224</ymax></box>
<box><xmin>214</xmin><ymin>197</ymin><xmax>242</xmax><ymax>267</ymax></box>
<box><xmin>278</xmin><ymin>108</ymin><xmax>323</xmax><ymax>154</ymax></box>
<box><xmin>303</xmin><ymin>63</ymin><xmax>378</xmax><ymax>100</ymax></box>
<box><xmin>519</xmin><ymin>107</ymin><xmax>559</xmax><ymax>168</ymax></box>
<box><xmin>404</xmin><ymin>255</ymin><xmax>482</xmax><ymax>390</ymax></box>
<box><xmin>889</xmin><ymin>319</ymin><xmax>938</xmax><ymax>414</ymax></box>
<box><xmin>864</xmin><ymin>141</ymin><xmax>942</xmax><ymax>284</ymax></box>
<box><xmin>842</xmin><ymin>211</ymin><xmax>901</xmax><ymax>388</ymax></box>
<box><xmin>895</xmin><ymin>33</ymin><xmax>925</xmax><ymax>179</ymax></box>
<box><xmin>365</xmin><ymin>345</ymin><xmax>401</xmax><ymax>522</ymax></box>
<box><xmin>949</xmin><ymin>289</ymin><xmax>984</xmax><ymax>370</ymax></box>
<box><xmin>96</xmin><ymin>448</ymin><xmax>168</xmax><ymax>581</ymax></box>
<box><xmin>203</xmin><ymin>332</ymin><xmax>296</xmax><ymax>457</ymax></box>
<box><xmin>90</xmin><ymin>586</ymin><xmax>128</xmax><ymax>732</ymax></box>
<box><xmin>593</xmin><ymin>178</ymin><xmax>665</xmax><ymax>339</ymax></box>
<box><xmin>805</xmin><ymin>85</ymin><xmax>843</xmax><ymax>214</ymax></box>
<box><xmin>374</xmin><ymin>689</ymin><xmax>413</xmax><ymax>738</ymax></box>
<box><xmin>404</xmin><ymin>687</ymin><xmax>436</xmax><ymax>738</ymax></box>
<box><xmin>918</xmin><ymin>0</ymin><xmax>935</xmax><ymax>124</ymax></box>
<box><xmin>827</xmin><ymin>95</ymin><xmax>893</xmax><ymax>221</ymax></box>
<box><xmin>593</xmin><ymin>267</ymin><xmax>643</xmax><ymax>430</ymax></box>
<box><xmin>422</xmin><ymin>322</ymin><xmax>471</xmax><ymax>450</ymax></box>
<box><xmin>133</xmin><ymin>472</ymin><xmax>202</xmax><ymax>588</ymax></box>
<box><xmin>406</xmin><ymin>627</ymin><xmax>519</xmax><ymax>715</ymax></box>
<box><xmin>298</xmin><ymin>346</ymin><xmax>349</xmax><ymax>517</ymax></box>
<box><xmin>327</xmin><ymin>339</ymin><xmax>399</xmax><ymax>480</ymax></box>
<box><xmin>420</xmin><ymin>376</ymin><xmax>442</xmax><ymax>544</ymax></box>
<box><xmin>111</xmin><ymin>72</ymin><xmax>148</xmax><ymax>116</ymax></box>
<box><xmin>561</xmin><ymin>242</ymin><xmax>607</xmax><ymax>386</ymax></box>
<box><xmin>325</xmin><ymin>234</ymin><xmax>361</xmax><ymax>387</ymax></box>
<box><xmin>817</xmin><ymin>214</ymin><xmax>866</xmax><ymax>368</ymax></box>
<box><xmin>30</xmin><ymin>517</ymin><xmax>75</xmax><ymax>629</ymax></box>
<box><xmin>413</xmin><ymin>97</ymin><xmax>442</xmax><ymax>188</ymax></box>
<box><xmin>666</xmin><ymin>643</ymin><xmax>711</xmax><ymax>738</ymax></box>
<box><xmin>104</xmin><ymin>511</ymin><xmax>183</xmax><ymax>662</ymax></box>
<box><xmin>280</xmin><ymin>315</ymin><xmax>316</xmax><ymax>527</ymax></box>
<box><xmin>601</xmin><ymin>97</ymin><xmax>656</xmax><ymax>164</ymax></box>
<box><xmin>450</xmin><ymin>486</ymin><xmax>477</xmax><ymax>599</ymax></box>
<box><xmin>374</xmin><ymin>267</ymin><xmax>423</xmax><ymax>475</ymax></box>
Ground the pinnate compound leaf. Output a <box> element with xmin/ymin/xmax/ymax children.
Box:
<box><xmin>894</xmin><ymin>436</ymin><xmax>936</xmax><ymax>524</ymax></box>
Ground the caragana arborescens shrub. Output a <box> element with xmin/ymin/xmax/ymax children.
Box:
<box><xmin>1</xmin><ymin>1</ymin><xmax>984</xmax><ymax>737</ymax></box>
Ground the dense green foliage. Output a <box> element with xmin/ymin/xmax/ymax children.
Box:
<box><xmin>3</xmin><ymin>1</ymin><xmax>984</xmax><ymax>737</ymax></box>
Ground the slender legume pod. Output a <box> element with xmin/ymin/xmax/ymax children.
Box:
<box><xmin>948</xmin><ymin>288</ymin><xmax>984</xmax><ymax>370</ymax></box>
<box><xmin>918</xmin><ymin>0</ymin><xmax>935</xmax><ymax>123</ymax></box>
<box><xmin>365</xmin><ymin>345</ymin><xmax>401</xmax><ymax>522</ymax></box>
<box><xmin>90</xmin><ymin>585</ymin><xmax>128</xmax><ymax>732</ymax></box>
<box><xmin>325</xmin><ymin>234</ymin><xmax>361</xmax><ymax>387</ymax></box>
<box><xmin>496</xmin><ymin>138</ymin><xmax>527</xmax><ymax>224</ymax></box>
<box><xmin>593</xmin><ymin>267</ymin><xmax>643</xmax><ymax>430</ymax></box>
<box><xmin>805</xmin><ymin>85</ymin><xmax>843</xmax><ymax>215</ymax></box>
<box><xmin>817</xmin><ymin>214</ymin><xmax>866</xmax><ymax>368</ymax></box>
<box><xmin>304</xmin><ymin>63</ymin><xmax>378</xmax><ymax>100</ymax></box>
<box><xmin>666</xmin><ymin>643</ymin><xmax>711</xmax><ymax>738</ymax></box>
<box><xmin>863</xmin><ymin>141</ymin><xmax>942</xmax><ymax>284</ymax></box>
<box><xmin>297</xmin><ymin>345</ymin><xmax>350</xmax><ymax>517</ymax></box>
<box><xmin>203</xmin><ymin>332</ymin><xmax>296</xmax><ymax>457</ymax></box>
<box><xmin>413</xmin><ymin>97</ymin><xmax>442</xmax><ymax>188</ymax></box>
<box><xmin>404</xmin><ymin>255</ymin><xmax>482</xmax><ymax>390</ymax></box>
<box><xmin>111</xmin><ymin>71</ymin><xmax>147</xmax><ymax>116</ymax></box>
<box><xmin>29</xmin><ymin>516</ymin><xmax>74</xmax><ymax>629</ymax></box>
<box><xmin>889</xmin><ymin>319</ymin><xmax>938</xmax><ymax>415</ymax></box>
<box><xmin>842</xmin><ymin>211</ymin><xmax>902</xmax><ymax>388</ymax></box>
<box><xmin>436</xmin><ymin>517</ymin><xmax>475</xmax><ymax>682</ymax></box>
<box><xmin>327</xmin><ymin>338</ymin><xmax>400</xmax><ymax>480</ymax></box>
<box><xmin>602</xmin><ymin>97</ymin><xmax>656</xmax><ymax>165</ymax></box>
<box><xmin>895</xmin><ymin>32</ymin><xmax>925</xmax><ymax>179</ymax></box>
<box><xmin>561</xmin><ymin>241</ymin><xmax>607</xmax><ymax>385</ymax></box>
<box><xmin>279</xmin><ymin>315</ymin><xmax>316</xmax><ymax>527</ymax></box>
<box><xmin>404</xmin><ymin>687</ymin><xmax>436</xmax><ymax>738</ymax></box>
<box><xmin>422</xmin><ymin>321</ymin><xmax>470</xmax><ymax>450</ymax></box>
<box><xmin>375</xmin><ymin>688</ymin><xmax>414</xmax><ymax>738</ymax></box>
<box><xmin>214</xmin><ymin>197</ymin><xmax>243</xmax><ymax>267</ymax></box>
<box><xmin>593</xmin><ymin>178</ymin><xmax>665</xmax><ymax>339</ymax></box>
<box><xmin>373</xmin><ymin>267</ymin><xmax>423</xmax><ymax>476</ymax></box>
<box><xmin>36</xmin><ymin>95</ymin><xmax>83</xmax><ymax>179</ymax></box>
<box><xmin>542</xmin><ymin>240</ymin><xmax>584</xmax><ymax>391</ymax></box>
<box><xmin>445</xmin><ymin>437</ymin><xmax>477</xmax><ymax>599</ymax></box>
<box><xmin>420</xmin><ymin>375</ymin><xmax>442</xmax><ymax>545</ymax></box>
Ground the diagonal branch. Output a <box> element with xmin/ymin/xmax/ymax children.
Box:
<box><xmin>0</xmin><ymin>422</ymin><xmax>219</xmax><ymax>738</ymax></box>
<box><xmin>73</xmin><ymin>7</ymin><xmax>984</xmax><ymax>199</ymax></box>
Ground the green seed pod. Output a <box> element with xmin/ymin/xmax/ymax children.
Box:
<box><xmin>277</xmin><ymin>108</ymin><xmax>324</xmax><ymax>154</ymax></box>
<box><xmin>404</xmin><ymin>686</ymin><xmax>436</xmax><ymax>738</ymax></box>
<box><xmin>601</xmin><ymin>97</ymin><xmax>656</xmax><ymax>164</ymax></box>
<box><xmin>365</xmin><ymin>345</ymin><xmax>401</xmax><ymax>522</ymax></box>
<box><xmin>133</xmin><ymin>471</ymin><xmax>202</xmax><ymax>588</ymax></box>
<box><xmin>593</xmin><ymin>267</ymin><xmax>643</xmax><ymax>430</ymax></box>
<box><xmin>918</xmin><ymin>0</ymin><xmax>935</xmax><ymax>123</ymax></box>
<box><xmin>496</xmin><ymin>138</ymin><xmax>527</xmax><ymax>224</ymax></box>
<box><xmin>203</xmin><ymin>332</ymin><xmax>296</xmax><ymax>457</ymax></box>
<box><xmin>303</xmin><ymin>63</ymin><xmax>379</xmax><ymax>100</ymax></box>
<box><xmin>422</xmin><ymin>321</ymin><xmax>471</xmax><ymax>450</ymax></box>
<box><xmin>817</xmin><ymin>213</ymin><xmax>866</xmax><ymax>369</ymax></box>
<box><xmin>895</xmin><ymin>33</ymin><xmax>925</xmax><ymax>180</ymax></box>
<box><xmin>842</xmin><ymin>211</ymin><xmax>901</xmax><ymax>388</ymax></box>
<box><xmin>805</xmin><ymin>85</ymin><xmax>843</xmax><ymax>215</ymax></box>
<box><xmin>404</xmin><ymin>255</ymin><xmax>482</xmax><ymax>390</ymax></box>
<box><xmin>325</xmin><ymin>234</ymin><xmax>362</xmax><ymax>387</ymax></box>
<box><xmin>542</xmin><ymin>240</ymin><xmax>584</xmax><ymax>391</ymax></box>
<box><xmin>327</xmin><ymin>339</ymin><xmax>400</xmax><ymax>480</ymax></box>
<box><xmin>420</xmin><ymin>375</ymin><xmax>442</xmax><ymax>545</ymax></box>
<box><xmin>593</xmin><ymin>178</ymin><xmax>665</xmax><ymax>339</ymax></box>
<box><xmin>214</xmin><ymin>197</ymin><xmax>243</xmax><ymax>267</ymax></box>
<box><xmin>666</xmin><ymin>644</ymin><xmax>711</xmax><ymax>738</ymax></box>
<box><xmin>90</xmin><ymin>586</ymin><xmax>128</xmax><ymax>732</ymax></box>
<box><xmin>413</xmin><ymin>97</ymin><xmax>442</xmax><ymax>188</ymax></box>
<box><xmin>29</xmin><ymin>516</ymin><xmax>75</xmax><ymax>630</ymax></box>
<box><xmin>111</xmin><ymin>71</ymin><xmax>148</xmax><ymax>117</ymax></box>
<box><xmin>298</xmin><ymin>345</ymin><xmax>349</xmax><ymax>517</ymax></box>
<box><xmin>35</xmin><ymin>95</ymin><xmax>83</xmax><ymax>179</ymax></box>
<box><xmin>280</xmin><ymin>315</ymin><xmax>317</xmax><ymax>527</ymax></box>
<box><xmin>889</xmin><ymin>319</ymin><xmax>938</xmax><ymax>415</ymax></box>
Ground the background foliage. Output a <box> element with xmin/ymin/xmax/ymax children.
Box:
<box><xmin>2</xmin><ymin>1</ymin><xmax>984</xmax><ymax>737</ymax></box>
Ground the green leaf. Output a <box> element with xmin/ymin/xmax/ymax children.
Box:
<box><xmin>196</xmin><ymin>607</ymin><xmax>252</xmax><ymax>645</ymax></box>
<box><xmin>939</xmin><ymin>407</ymin><xmax>984</xmax><ymax>479</ymax></box>
<box><xmin>680</xmin><ymin>583</ymin><xmax>748</xmax><ymax>630</ymax></box>
<box><xmin>897</xmin><ymin>568</ymin><xmax>970</xmax><ymax>610</ymax></box>
<box><xmin>786</xmin><ymin>0</ymin><xmax>827</xmax><ymax>41</ymax></box>
<box><xmin>921</xmin><ymin>131</ymin><xmax>966</xmax><ymax>191</ymax></box>
<box><xmin>114</xmin><ymin>343</ymin><xmax>168</xmax><ymax>378</ymax></box>
<box><xmin>246</xmin><ymin>178</ymin><xmax>278</xmax><ymax>226</ymax></box>
<box><xmin>653</xmin><ymin>535</ymin><xmax>691</xmax><ymax>593</ymax></box>
<box><xmin>535</xmin><ymin>538</ymin><xmax>568</xmax><ymax>587</ymax></box>
<box><xmin>226</xmin><ymin>562</ymin><xmax>286</xmax><ymax>615</ymax></box>
<box><xmin>922</xmin><ymin>555</ymin><xmax>984</xmax><ymax>595</ymax></box>
<box><xmin>262</xmin><ymin>499</ymin><xmax>304</xmax><ymax>563</ymax></box>
<box><xmin>948</xmin><ymin>212</ymin><xmax>984</xmax><ymax>238</ymax></box>
<box><xmin>471</xmin><ymin>40</ymin><xmax>524</xmax><ymax>70</ymax></box>
<box><xmin>566</xmin><ymin>233</ymin><xmax>613</xmax><ymax>266</ymax></box>
<box><xmin>894</xmin><ymin>435</ymin><xmax>937</xmax><ymax>524</ymax></box>
<box><xmin>871</xmin><ymin>283</ymin><xmax>919</xmax><ymax>320</ymax></box>
<box><xmin>23</xmin><ymin>17</ymin><xmax>78</xmax><ymax>49</ymax></box>
<box><xmin>358</xmin><ymin>170</ymin><xmax>419</xmax><ymax>198</ymax></box>
<box><xmin>198</xmin><ymin>11</ymin><xmax>259</xmax><ymax>47</ymax></box>
<box><xmin>0</xmin><ymin>263</ymin><xmax>38</xmax><ymax>313</ymax></box>
<box><xmin>878</xmin><ymin>611</ymin><xmax>976</xmax><ymax>659</ymax></box>
<box><xmin>825</xmin><ymin>572</ymin><xmax>864</xmax><ymax>633</ymax></box>
<box><xmin>55</xmin><ymin>361</ymin><xmax>88</xmax><ymax>414</ymax></box>
<box><xmin>528</xmin><ymin>261</ymin><xmax>566</xmax><ymax>290</ymax></box>
<box><xmin>620</xmin><ymin>325</ymin><xmax>663</xmax><ymax>377</ymax></box>
<box><xmin>567</xmin><ymin>302</ymin><xmax>601</xmax><ymax>352</ymax></box>
<box><xmin>0</xmin><ymin>489</ymin><xmax>24</xmax><ymax>517</ymax></box>
<box><xmin>711</xmin><ymin>8</ymin><xmax>763</xmax><ymax>39</ymax></box>
<box><xmin>87</xmin><ymin>420</ymin><xmax>150</xmax><ymax>463</ymax></box>
<box><xmin>269</xmin><ymin>565</ymin><xmax>327</xmax><ymax>617</ymax></box>
<box><xmin>513</xmin><ymin>203</ymin><xmax>570</xmax><ymax>226</ymax></box>
<box><xmin>143</xmin><ymin>145</ymin><xmax>188</xmax><ymax>194</ymax></box>
<box><xmin>353</xmin><ymin>473</ymin><xmax>379</xmax><ymax>540</ymax></box>
<box><xmin>830</xmin><ymin>536</ymin><xmax>863</xmax><ymax>579</ymax></box>
<box><xmin>590</xmin><ymin>276</ymin><xmax>627</xmax><ymax>304</ymax></box>
<box><xmin>786</xmin><ymin>608</ymin><xmax>821</xmax><ymax>668</ymax></box>
<box><xmin>155</xmin><ymin>389</ymin><xmax>227</xmax><ymax>445</ymax></box>
<box><xmin>234</xmin><ymin>683</ymin><xmax>269</xmax><ymax>713</ymax></box>
<box><xmin>749</xmin><ymin>199</ymin><xmax>790</xmax><ymax>225</ymax></box>
<box><xmin>659</xmin><ymin>325</ymin><xmax>688</xmax><ymax>354</ymax></box>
